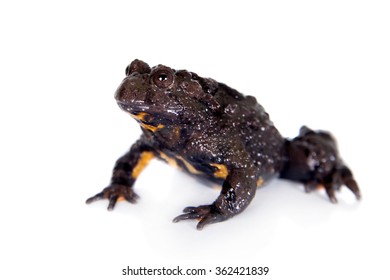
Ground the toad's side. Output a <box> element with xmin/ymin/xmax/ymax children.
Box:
<box><xmin>86</xmin><ymin>59</ymin><xmax>360</xmax><ymax>230</ymax></box>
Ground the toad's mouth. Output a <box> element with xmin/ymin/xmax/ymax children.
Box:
<box><xmin>117</xmin><ymin>101</ymin><xmax>151</xmax><ymax>113</ymax></box>
<box><xmin>116</xmin><ymin>101</ymin><xmax>183</xmax><ymax>116</ymax></box>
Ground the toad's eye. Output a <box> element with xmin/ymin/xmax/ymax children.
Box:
<box><xmin>152</xmin><ymin>70</ymin><xmax>174</xmax><ymax>88</ymax></box>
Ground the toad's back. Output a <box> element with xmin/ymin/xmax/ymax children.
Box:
<box><xmin>210</xmin><ymin>83</ymin><xmax>285</xmax><ymax>180</ymax></box>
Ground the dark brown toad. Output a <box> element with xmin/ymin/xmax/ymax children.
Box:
<box><xmin>86</xmin><ymin>59</ymin><xmax>360</xmax><ymax>230</ymax></box>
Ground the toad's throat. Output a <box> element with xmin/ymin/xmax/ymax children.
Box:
<box><xmin>130</xmin><ymin>112</ymin><xmax>165</xmax><ymax>132</ymax></box>
<box><xmin>131</xmin><ymin>111</ymin><xmax>152</xmax><ymax>122</ymax></box>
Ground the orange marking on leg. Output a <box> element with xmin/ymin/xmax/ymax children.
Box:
<box><xmin>131</xmin><ymin>151</ymin><xmax>154</xmax><ymax>179</ymax></box>
<box><xmin>210</xmin><ymin>163</ymin><xmax>229</xmax><ymax>179</ymax></box>
<box><xmin>159</xmin><ymin>152</ymin><xmax>179</xmax><ymax>169</ymax></box>
<box><xmin>177</xmin><ymin>156</ymin><xmax>202</xmax><ymax>175</ymax></box>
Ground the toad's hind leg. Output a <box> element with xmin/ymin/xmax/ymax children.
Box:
<box><xmin>173</xmin><ymin>168</ymin><xmax>257</xmax><ymax>230</ymax></box>
<box><xmin>279</xmin><ymin>126</ymin><xmax>361</xmax><ymax>202</ymax></box>
<box><xmin>86</xmin><ymin>138</ymin><xmax>154</xmax><ymax>210</ymax></box>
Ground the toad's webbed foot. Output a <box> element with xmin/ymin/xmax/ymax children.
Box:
<box><xmin>86</xmin><ymin>184</ymin><xmax>139</xmax><ymax>210</ymax></box>
<box><xmin>173</xmin><ymin>204</ymin><xmax>228</xmax><ymax>230</ymax></box>
<box><xmin>280</xmin><ymin>126</ymin><xmax>361</xmax><ymax>203</ymax></box>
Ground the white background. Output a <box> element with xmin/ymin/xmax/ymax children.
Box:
<box><xmin>1</xmin><ymin>1</ymin><xmax>389</xmax><ymax>279</ymax></box>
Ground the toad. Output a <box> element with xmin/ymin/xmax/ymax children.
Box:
<box><xmin>86</xmin><ymin>59</ymin><xmax>360</xmax><ymax>230</ymax></box>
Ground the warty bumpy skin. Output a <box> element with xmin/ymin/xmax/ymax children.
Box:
<box><xmin>86</xmin><ymin>59</ymin><xmax>360</xmax><ymax>230</ymax></box>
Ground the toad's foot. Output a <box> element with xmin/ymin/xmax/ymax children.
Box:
<box><xmin>173</xmin><ymin>204</ymin><xmax>228</xmax><ymax>230</ymax></box>
<box><xmin>173</xmin><ymin>168</ymin><xmax>257</xmax><ymax>230</ymax></box>
<box><xmin>304</xmin><ymin>165</ymin><xmax>361</xmax><ymax>203</ymax></box>
<box><xmin>323</xmin><ymin>165</ymin><xmax>361</xmax><ymax>203</ymax></box>
<box><xmin>86</xmin><ymin>184</ymin><xmax>139</xmax><ymax>210</ymax></box>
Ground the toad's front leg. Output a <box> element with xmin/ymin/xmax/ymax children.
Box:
<box><xmin>86</xmin><ymin>138</ymin><xmax>154</xmax><ymax>210</ymax></box>
<box><xmin>173</xmin><ymin>168</ymin><xmax>257</xmax><ymax>230</ymax></box>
